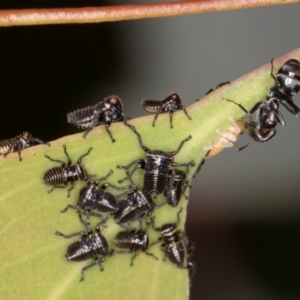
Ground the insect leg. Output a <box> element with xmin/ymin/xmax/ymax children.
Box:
<box><xmin>172</xmin><ymin>159</ymin><xmax>195</xmax><ymax>172</ymax></box>
<box><xmin>192</xmin><ymin>157</ymin><xmax>206</xmax><ymax>180</ymax></box>
<box><xmin>16</xmin><ymin>141</ymin><xmax>23</xmax><ymax>161</ymax></box>
<box><xmin>144</xmin><ymin>251</ymin><xmax>159</xmax><ymax>261</ymax></box>
<box><xmin>44</xmin><ymin>155</ymin><xmax>66</xmax><ymax>167</ymax></box>
<box><xmin>104</xmin><ymin>122</ymin><xmax>115</xmax><ymax>143</ymax></box>
<box><xmin>101</xmin><ymin>182</ymin><xmax>130</xmax><ymax>191</ymax></box>
<box><xmin>61</xmin><ymin>204</ymin><xmax>77</xmax><ymax>213</ymax></box>
<box><xmin>94</xmin><ymin>170</ymin><xmax>113</xmax><ymax>185</ymax></box>
<box><xmin>3</xmin><ymin>141</ymin><xmax>15</xmax><ymax>158</ymax></box>
<box><xmin>117</xmin><ymin>160</ymin><xmax>145</xmax><ymax>184</ymax></box>
<box><xmin>33</xmin><ymin>137</ymin><xmax>50</xmax><ymax>146</ymax></box>
<box><xmin>270</xmin><ymin>57</ymin><xmax>278</xmax><ymax>82</ymax></box>
<box><xmin>169</xmin><ymin>111</ymin><xmax>174</xmax><ymax>128</ymax></box>
<box><xmin>47</xmin><ymin>182</ymin><xmax>68</xmax><ymax>194</ymax></box>
<box><xmin>180</xmin><ymin>105</ymin><xmax>192</xmax><ymax>121</ymax></box>
<box><xmin>67</xmin><ymin>182</ymin><xmax>75</xmax><ymax>198</ymax></box>
<box><xmin>77</xmin><ymin>147</ymin><xmax>93</xmax><ymax>164</ymax></box>
<box><xmin>169</xmin><ymin>135</ymin><xmax>192</xmax><ymax>156</ymax></box>
<box><xmin>55</xmin><ymin>230</ymin><xmax>87</xmax><ymax>239</ymax></box>
<box><xmin>80</xmin><ymin>258</ymin><xmax>104</xmax><ymax>281</ymax></box>
<box><xmin>126</xmin><ymin>124</ymin><xmax>149</xmax><ymax>152</ymax></box>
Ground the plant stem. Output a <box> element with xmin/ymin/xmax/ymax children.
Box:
<box><xmin>0</xmin><ymin>0</ymin><xmax>298</xmax><ymax>27</ymax></box>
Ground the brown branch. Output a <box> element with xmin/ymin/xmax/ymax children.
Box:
<box><xmin>0</xmin><ymin>0</ymin><xmax>298</xmax><ymax>27</ymax></box>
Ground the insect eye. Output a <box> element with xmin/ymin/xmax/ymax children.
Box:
<box><xmin>109</xmin><ymin>97</ymin><xmax>118</xmax><ymax>105</ymax></box>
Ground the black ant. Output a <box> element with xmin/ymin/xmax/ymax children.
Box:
<box><xmin>269</xmin><ymin>58</ymin><xmax>300</xmax><ymax>116</ymax></box>
<box><xmin>251</xmin><ymin>58</ymin><xmax>300</xmax><ymax>127</ymax></box>
<box><xmin>224</xmin><ymin>98</ymin><xmax>279</xmax><ymax>149</ymax></box>
<box><xmin>221</xmin><ymin>58</ymin><xmax>300</xmax><ymax>150</ymax></box>
<box><xmin>194</xmin><ymin>59</ymin><xmax>300</xmax><ymax>179</ymax></box>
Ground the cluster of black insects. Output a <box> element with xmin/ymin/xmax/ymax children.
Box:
<box><xmin>43</xmin><ymin>93</ymin><xmax>196</xmax><ymax>282</ymax></box>
<box><xmin>2</xmin><ymin>58</ymin><xmax>300</xmax><ymax>285</ymax></box>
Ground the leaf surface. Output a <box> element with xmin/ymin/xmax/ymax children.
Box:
<box><xmin>0</xmin><ymin>48</ymin><xmax>299</xmax><ymax>300</ymax></box>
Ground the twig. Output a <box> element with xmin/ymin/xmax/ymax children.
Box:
<box><xmin>0</xmin><ymin>0</ymin><xmax>298</xmax><ymax>27</ymax></box>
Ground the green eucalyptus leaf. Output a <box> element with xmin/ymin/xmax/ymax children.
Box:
<box><xmin>0</xmin><ymin>48</ymin><xmax>299</xmax><ymax>300</ymax></box>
